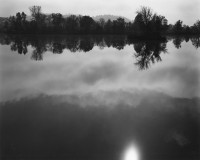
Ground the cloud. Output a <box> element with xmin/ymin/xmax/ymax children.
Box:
<box><xmin>146</xmin><ymin>66</ymin><xmax>200</xmax><ymax>98</ymax></box>
<box><xmin>178</xmin><ymin>0</ymin><xmax>200</xmax><ymax>24</ymax></box>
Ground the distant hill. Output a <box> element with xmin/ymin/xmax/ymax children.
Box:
<box><xmin>92</xmin><ymin>15</ymin><xmax>131</xmax><ymax>23</ymax></box>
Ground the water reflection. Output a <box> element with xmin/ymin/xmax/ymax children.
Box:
<box><xmin>0</xmin><ymin>94</ymin><xmax>199</xmax><ymax>160</ymax></box>
<box><xmin>0</xmin><ymin>34</ymin><xmax>199</xmax><ymax>65</ymax></box>
<box><xmin>134</xmin><ymin>40</ymin><xmax>167</xmax><ymax>70</ymax></box>
<box><xmin>0</xmin><ymin>34</ymin><xmax>199</xmax><ymax>160</ymax></box>
<box><xmin>10</xmin><ymin>37</ymin><xmax>28</xmax><ymax>54</ymax></box>
<box><xmin>191</xmin><ymin>36</ymin><xmax>200</xmax><ymax>49</ymax></box>
<box><xmin>123</xmin><ymin>143</ymin><xmax>140</xmax><ymax>160</ymax></box>
<box><xmin>172</xmin><ymin>37</ymin><xmax>184</xmax><ymax>49</ymax></box>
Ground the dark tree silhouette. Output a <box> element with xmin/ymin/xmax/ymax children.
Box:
<box><xmin>79</xmin><ymin>38</ymin><xmax>94</xmax><ymax>52</ymax></box>
<box><xmin>172</xmin><ymin>36</ymin><xmax>184</xmax><ymax>49</ymax></box>
<box><xmin>136</xmin><ymin>6</ymin><xmax>153</xmax><ymax>26</ymax></box>
<box><xmin>172</xmin><ymin>20</ymin><xmax>183</xmax><ymax>34</ymax></box>
<box><xmin>0</xmin><ymin>34</ymin><xmax>199</xmax><ymax>64</ymax></box>
<box><xmin>65</xmin><ymin>15</ymin><xmax>79</xmax><ymax>34</ymax></box>
<box><xmin>134</xmin><ymin>40</ymin><xmax>167</xmax><ymax>70</ymax></box>
<box><xmin>79</xmin><ymin>16</ymin><xmax>95</xmax><ymax>34</ymax></box>
<box><xmin>31</xmin><ymin>39</ymin><xmax>47</xmax><ymax>61</ymax></box>
<box><xmin>51</xmin><ymin>13</ymin><xmax>64</xmax><ymax>32</ymax></box>
<box><xmin>129</xmin><ymin>6</ymin><xmax>167</xmax><ymax>39</ymax></box>
<box><xmin>29</xmin><ymin>6</ymin><xmax>42</xmax><ymax>22</ymax></box>
<box><xmin>1</xmin><ymin>5</ymin><xmax>200</xmax><ymax>36</ymax></box>
<box><xmin>190</xmin><ymin>36</ymin><xmax>200</xmax><ymax>48</ymax></box>
<box><xmin>10</xmin><ymin>38</ymin><xmax>28</xmax><ymax>54</ymax></box>
<box><xmin>52</xmin><ymin>42</ymin><xmax>65</xmax><ymax>54</ymax></box>
<box><xmin>191</xmin><ymin>20</ymin><xmax>200</xmax><ymax>34</ymax></box>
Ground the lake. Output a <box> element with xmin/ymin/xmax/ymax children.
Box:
<box><xmin>0</xmin><ymin>35</ymin><xmax>200</xmax><ymax>160</ymax></box>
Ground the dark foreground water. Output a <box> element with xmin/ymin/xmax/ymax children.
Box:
<box><xmin>0</xmin><ymin>35</ymin><xmax>200</xmax><ymax>160</ymax></box>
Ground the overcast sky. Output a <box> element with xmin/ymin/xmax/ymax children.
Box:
<box><xmin>0</xmin><ymin>0</ymin><xmax>199</xmax><ymax>25</ymax></box>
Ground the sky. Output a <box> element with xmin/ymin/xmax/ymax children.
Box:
<box><xmin>0</xmin><ymin>0</ymin><xmax>199</xmax><ymax>25</ymax></box>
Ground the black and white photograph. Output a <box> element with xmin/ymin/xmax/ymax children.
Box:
<box><xmin>0</xmin><ymin>0</ymin><xmax>200</xmax><ymax>160</ymax></box>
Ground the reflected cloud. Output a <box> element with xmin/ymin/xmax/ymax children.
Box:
<box><xmin>145</xmin><ymin>66</ymin><xmax>200</xmax><ymax>98</ymax></box>
<box><xmin>0</xmin><ymin>34</ymin><xmax>199</xmax><ymax>101</ymax></box>
<box><xmin>0</xmin><ymin>35</ymin><xmax>199</xmax><ymax>160</ymax></box>
<box><xmin>79</xmin><ymin>60</ymin><xmax>125</xmax><ymax>85</ymax></box>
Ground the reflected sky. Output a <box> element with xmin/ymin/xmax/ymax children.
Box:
<box><xmin>0</xmin><ymin>35</ymin><xmax>200</xmax><ymax>160</ymax></box>
<box><xmin>1</xmin><ymin>93</ymin><xmax>199</xmax><ymax>159</ymax></box>
<box><xmin>0</xmin><ymin>36</ymin><xmax>200</xmax><ymax>103</ymax></box>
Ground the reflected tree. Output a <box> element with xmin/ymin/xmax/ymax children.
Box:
<box><xmin>190</xmin><ymin>36</ymin><xmax>200</xmax><ymax>48</ymax></box>
<box><xmin>172</xmin><ymin>37</ymin><xmax>184</xmax><ymax>49</ymax></box>
<box><xmin>52</xmin><ymin>42</ymin><xmax>65</xmax><ymax>54</ymax></box>
<box><xmin>134</xmin><ymin>40</ymin><xmax>168</xmax><ymax>70</ymax></box>
<box><xmin>31</xmin><ymin>49</ymin><xmax>43</xmax><ymax>61</ymax></box>
<box><xmin>111</xmin><ymin>38</ymin><xmax>126</xmax><ymax>50</ymax></box>
<box><xmin>10</xmin><ymin>38</ymin><xmax>28</xmax><ymax>54</ymax></box>
<box><xmin>79</xmin><ymin>38</ymin><xmax>94</xmax><ymax>52</ymax></box>
<box><xmin>2</xmin><ymin>35</ymin><xmax>200</xmax><ymax>63</ymax></box>
<box><xmin>65</xmin><ymin>37</ymin><xmax>80</xmax><ymax>52</ymax></box>
<box><xmin>183</xmin><ymin>36</ymin><xmax>190</xmax><ymax>42</ymax></box>
<box><xmin>31</xmin><ymin>39</ymin><xmax>47</xmax><ymax>61</ymax></box>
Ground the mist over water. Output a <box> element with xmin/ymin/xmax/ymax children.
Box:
<box><xmin>0</xmin><ymin>35</ymin><xmax>200</xmax><ymax>160</ymax></box>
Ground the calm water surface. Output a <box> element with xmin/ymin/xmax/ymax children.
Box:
<box><xmin>0</xmin><ymin>35</ymin><xmax>200</xmax><ymax>160</ymax></box>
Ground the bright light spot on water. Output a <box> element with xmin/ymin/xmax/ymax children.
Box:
<box><xmin>123</xmin><ymin>143</ymin><xmax>140</xmax><ymax>160</ymax></box>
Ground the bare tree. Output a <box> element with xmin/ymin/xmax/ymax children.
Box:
<box><xmin>136</xmin><ymin>6</ymin><xmax>153</xmax><ymax>25</ymax></box>
<box><xmin>29</xmin><ymin>6</ymin><xmax>42</xmax><ymax>21</ymax></box>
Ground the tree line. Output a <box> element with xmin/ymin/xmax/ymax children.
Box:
<box><xmin>0</xmin><ymin>6</ymin><xmax>200</xmax><ymax>36</ymax></box>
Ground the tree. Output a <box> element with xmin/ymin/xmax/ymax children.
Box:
<box><xmin>113</xmin><ymin>18</ymin><xmax>125</xmax><ymax>34</ymax></box>
<box><xmin>51</xmin><ymin>13</ymin><xmax>63</xmax><ymax>26</ymax></box>
<box><xmin>29</xmin><ymin>6</ymin><xmax>47</xmax><ymax>33</ymax></box>
<box><xmin>131</xmin><ymin>6</ymin><xmax>168</xmax><ymax>38</ymax></box>
<box><xmin>99</xmin><ymin>18</ymin><xmax>105</xmax><ymax>29</ymax></box>
<box><xmin>65</xmin><ymin>15</ymin><xmax>79</xmax><ymax>34</ymax></box>
<box><xmin>15</xmin><ymin>12</ymin><xmax>27</xmax><ymax>32</ymax></box>
<box><xmin>96</xmin><ymin>18</ymin><xmax>106</xmax><ymax>33</ymax></box>
<box><xmin>29</xmin><ymin>6</ymin><xmax>42</xmax><ymax>22</ymax></box>
<box><xmin>132</xmin><ymin>6</ymin><xmax>154</xmax><ymax>36</ymax></box>
<box><xmin>15</xmin><ymin>12</ymin><xmax>22</xmax><ymax>31</ymax></box>
<box><xmin>104</xmin><ymin>19</ymin><xmax>113</xmax><ymax>34</ymax></box>
<box><xmin>192</xmin><ymin>20</ymin><xmax>200</xmax><ymax>34</ymax></box>
<box><xmin>79</xmin><ymin>16</ymin><xmax>95</xmax><ymax>34</ymax></box>
<box><xmin>173</xmin><ymin>20</ymin><xmax>183</xmax><ymax>34</ymax></box>
<box><xmin>21</xmin><ymin>12</ymin><xmax>26</xmax><ymax>23</ymax></box>
<box><xmin>136</xmin><ymin>6</ymin><xmax>153</xmax><ymax>26</ymax></box>
<box><xmin>51</xmin><ymin>13</ymin><xmax>64</xmax><ymax>32</ymax></box>
<box><xmin>7</xmin><ymin>16</ymin><xmax>16</xmax><ymax>33</ymax></box>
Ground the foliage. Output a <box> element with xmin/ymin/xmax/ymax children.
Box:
<box><xmin>0</xmin><ymin>5</ymin><xmax>200</xmax><ymax>36</ymax></box>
